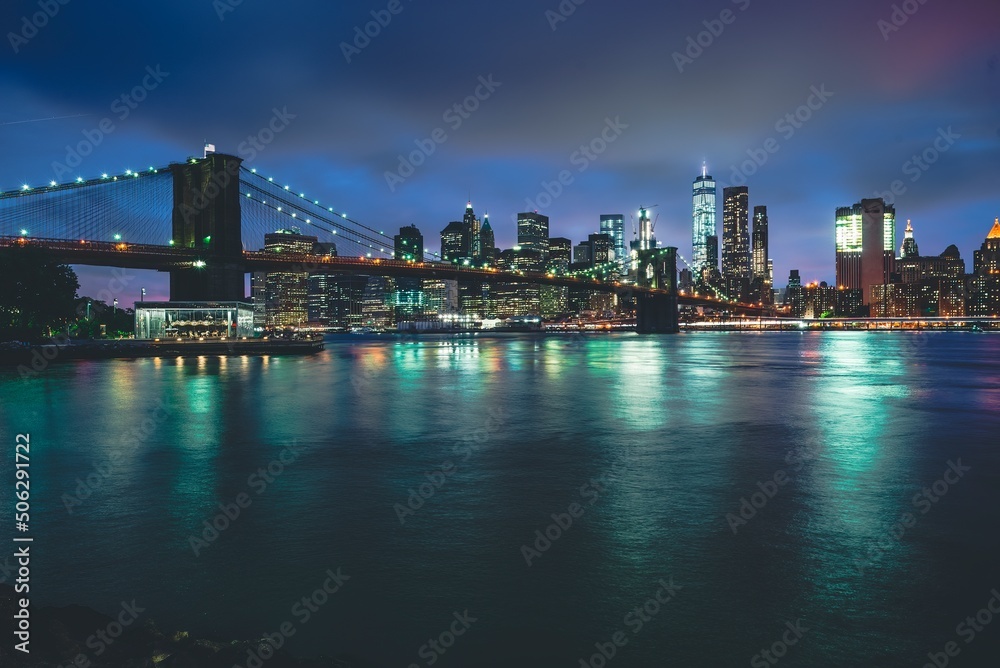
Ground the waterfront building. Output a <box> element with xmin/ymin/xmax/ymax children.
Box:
<box><xmin>135</xmin><ymin>302</ymin><xmax>254</xmax><ymax>339</ymax></box>
<box><xmin>262</xmin><ymin>228</ymin><xmax>318</xmax><ymax>328</ymax></box>
<box><xmin>835</xmin><ymin>198</ymin><xmax>896</xmax><ymax>314</ymax></box>
<box><xmin>968</xmin><ymin>218</ymin><xmax>1000</xmax><ymax>316</ymax></box>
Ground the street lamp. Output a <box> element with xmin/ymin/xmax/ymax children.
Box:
<box><xmin>86</xmin><ymin>300</ymin><xmax>92</xmax><ymax>320</ymax></box>
<box><xmin>113</xmin><ymin>298</ymin><xmax>118</xmax><ymax>314</ymax></box>
<box><xmin>141</xmin><ymin>288</ymin><xmax>146</xmax><ymax>302</ymax></box>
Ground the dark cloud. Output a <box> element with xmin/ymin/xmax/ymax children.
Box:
<box><xmin>1</xmin><ymin>0</ymin><xmax>998</xmax><ymax>302</ymax></box>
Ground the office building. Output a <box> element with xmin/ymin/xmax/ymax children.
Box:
<box><xmin>465</xmin><ymin>201</ymin><xmax>481</xmax><ymax>260</ymax></box>
<box><xmin>441</xmin><ymin>220</ymin><xmax>472</xmax><ymax>264</ymax></box>
<box><xmin>394</xmin><ymin>225</ymin><xmax>424</xmax><ymax>262</ymax></box>
<box><xmin>722</xmin><ymin>186</ymin><xmax>750</xmax><ymax>300</ymax></box>
<box><xmin>600</xmin><ymin>214</ymin><xmax>627</xmax><ymax>274</ymax></box>
<box><xmin>480</xmin><ymin>214</ymin><xmax>496</xmax><ymax>265</ymax></box>
<box><xmin>589</xmin><ymin>233</ymin><xmax>613</xmax><ymax>266</ymax></box>
<box><xmin>692</xmin><ymin>165</ymin><xmax>717</xmax><ymax>272</ymax></box>
<box><xmin>751</xmin><ymin>205</ymin><xmax>771</xmax><ymax>304</ymax></box>
<box><xmin>835</xmin><ymin>198</ymin><xmax>895</xmax><ymax>313</ymax></box>
<box><xmin>517</xmin><ymin>212</ymin><xmax>549</xmax><ymax>258</ymax></box>
<box><xmin>262</xmin><ymin>228</ymin><xmax>318</xmax><ymax>328</ymax></box>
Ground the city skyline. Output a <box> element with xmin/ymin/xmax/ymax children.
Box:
<box><xmin>2</xmin><ymin>1</ymin><xmax>996</xmax><ymax>304</ymax></box>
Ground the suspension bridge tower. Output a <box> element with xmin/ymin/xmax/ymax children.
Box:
<box><xmin>168</xmin><ymin>152</ymin><xmax>246</xmax><ymax>301</ymax></box>
<box><xmin>634</xmin><ymin>246</ymin><xmax>679</xmax><ymax>333</ymax></box>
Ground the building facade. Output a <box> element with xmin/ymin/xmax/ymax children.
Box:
<box><xmin>722</xmin><ymin>186</ymin><xmax>750</xmax><ymax>301</ymax></box>
<box><xmin>692</xmin><ymin>167</ymin><xmax>717</xmax><ymax>273</ymax></box>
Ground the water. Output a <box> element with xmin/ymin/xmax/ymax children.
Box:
<box><xmin>2</xmin><ymin>332</ymin><xmax>1000</xmax><ymax>667</ymax></box>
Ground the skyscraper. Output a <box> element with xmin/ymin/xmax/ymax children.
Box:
<box><xmin>968</xmin><ymin>218</ymin><xmax>1000</xmax><ymax>316</ymax></box>
<box><xmin>722</xmin><ymin>186</ymin><xmax>750</xmax><ymax>300</ymax></box>
<box><xmin>632</xmin><ymin>206</ymin><xmax>657</xmax><ymax>253</ymax></box>
<box><xmin>517</xmin><ymin>212</ymin><xmax>550</xmax><ymax>258</ymax></box>
<box><xmin>599</xmin><ymin>214</ymin><xmax>626</xmax><ymax>274</ymax></box>
<box><xmin>588</xmin><ymin>233</ymin><xmax>613</xmax><ymax>266</ymax></box>
<box><xmin>306</xmin><ymin>242</ymin><xmax>339</xmax><ymax>324</ymax></box>
<box><xmin>705</xmin><ymin>235</ymin><xmax>719</xmax><ymax>274</ymax></box>
<box><xmin>464</xmin><ymin>201</ymin><xmax>481</xmax><ymax>260</ymax></box>
<box><xmin>480</xmin><ymin>213</ymin><xmax>496</xmax><ymax>265</ymax></box>
<box><xmin>393</xmin><ymin>225</ymin><xmax>425</xmax><ymax>316</ymax></box>
<box><xmin>548</xmin><ymin>237</ymin><xmax>572</xmax><ymax>265</ymax></box>
<box><xmin>835</xmin><ymin>198</ymin><xmax>895</xmax><ymax>311</ymax></box>
<box><xmin>394</xmin><ymin>225</ymin><xmax>424</xmax><ymax>262</ymax></box>
<box><xmin>692</xmin><ymin>165</ymin><xmax>717</xmax><ymax>272</ymax></box>
<box><xmin>751</xmin><ymin>206</ymin><xmax>771</xmax><ymax>304</ymax></box>
<box><xmin>262</xmin><ymin>228</ymin><xmax>317</xmax><ymax>328</ymax></box>
<box><xmin>900</xmin><ymin>219</ymin><xmax>919</xmax><ymax>258</ymax></box>
<box><xmin>441</xmin><ymin>220</ymin><xmax>472</xmax><ymax>263</ymax></box>
<box><xmin>752</xmin><ymin>206</ymin><xmax>768</xmax><ymax>280</ymax></box>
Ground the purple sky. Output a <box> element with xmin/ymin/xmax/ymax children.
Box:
<box><xmin>1</xmin><ymin>0</ymin><xmax>998</xmax><ymax>306</ymax></box>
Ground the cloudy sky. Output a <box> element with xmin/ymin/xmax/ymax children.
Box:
<box><xmin>1</xmin><ymin>0</ymin><xmax>998</xmax><ymax>304</ymax></box>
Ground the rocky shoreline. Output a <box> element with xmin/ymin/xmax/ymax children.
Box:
<box><xmin>0</xmin><ymin>585</ymin><xmax>380</xmax><ymax>668</ymax></box>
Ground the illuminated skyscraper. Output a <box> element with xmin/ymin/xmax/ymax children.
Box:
<box><xmin>752</xmin><ymin>206</ymin><xmax>768</xmax><ymax>280</ymax></box>
<box><xmin>751</xmin><ymin>206</ymin><xmax>771</xmax><ymax>304</ymax></box>
<box><xmin>517</xmin><ymin>212</ymin><xmax>550</xmax><ymax>258</ymax></box>
<box><xmin>722</xmin><ymin>186</ymin><xmax>750</xmax><ymax>299</ymax></box>
<box><xmin>600</xmin><ymin>214</ymin><xmax>626</xmax><ymax>274</ymax></box>
<box><xmin>692</xmin><ymin>165</ymin><xmax>717</xmax><ymax>272</ymax></box>
<box><xmin>465</xmin><ymin>201</ymin><xmax>481</xmax><ymax>259</ymax></box>
<box><xmin>835</xmin><ymin>198</ymin><xmax>895</xmax><ymax>311</ymax></box>
<box><xmin>262</xmin><ymin>228</ymin><xmax>317</xmax><ymax>328</ymax></box>
<box><xmin>479</xmin><ymin>213</ymin><xmax>496</xmax><ymax>265</ymax></box>
<box><xmin>900</xmin><ymin>219</ymin><xmax>919</xmax><ymax>259</ymax></box>
<box><xmin>632</xmin><ymin>206</ymin><xmax>657</xmax><ymax>252</ymax></box>
<box><xmin>441</xmin><ymin>220</ymin><xmax>472</xmax><ymax>263</ymax></box>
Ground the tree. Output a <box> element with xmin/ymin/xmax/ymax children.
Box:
<box><xmin>0</xmin><ymin>247</ymin><xmax>79</xmax><ymax>341</ymax></box>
